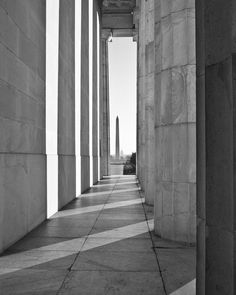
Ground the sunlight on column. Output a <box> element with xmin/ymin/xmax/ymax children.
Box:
<box><xmin>89</xmin><ymin>0</ymin><xmax>94</xmax><ymax>186</ymax></box>
<box><xmin>46</xmin><ymin>0</ymin><xmax>59</xmax><ymax>218</ymax></box>
<box><xmin>75</xmin><ymin>0</ymin><xmax>82</xmax><ymax>197</ymax></box>
<box><xmin>97</xmin><ymin>12</ymin><xmax>101</xmax><ymax>180</ymax></box>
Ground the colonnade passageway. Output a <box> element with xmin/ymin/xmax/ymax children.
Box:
<box><xmin>0</xmin><ymin>175</ymin><xmax>195</xmax><ymax>294</ymax></box>
<box><xmin>1</xmin><ymin>0</ymin><xmax>236</xmax><ymax>293</ymax></box>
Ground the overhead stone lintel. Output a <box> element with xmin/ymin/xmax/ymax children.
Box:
<box><xmin>102</xmin><ymin>13</ymin><xmax>134</xmax><ymax>30</ymax></box>
<box><xmin>113</xmin><ymin>29</ymin><xmax>135</xmax><ymax>37</ymax></box>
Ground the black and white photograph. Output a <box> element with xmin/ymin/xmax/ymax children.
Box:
<box><xmin>0</xmin><ymin>0</ymin><xmax>233</xmax><ymax>294</ymax></box>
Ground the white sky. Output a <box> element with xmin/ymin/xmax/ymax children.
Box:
<box><xmin>108</xmin><ymin>37</ymin><xmax>137</xmax><ymax>156</ymax></box>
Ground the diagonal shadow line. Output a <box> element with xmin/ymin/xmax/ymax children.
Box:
<box><xmin>0</xmin><ymin>220</ymin><xmax>153</xmax><ymax>276</ymax></box>
<box><xmin>51</xmin><ymin>198</ymin><xmax>145</xmax><ymax>219</ymax></box>
<box><xmin>94</xmin><ymin>181</ymin><xmax>138</xmax><ymax>188</ymax></box>
<box><xmin>169</xmin><ymin>279</ymin><xmax>196</xmax><ymax>295</ymax></box>
<box><xmin>80</xmin><ymin>187</ymin><xmax>140</xmax><ymax>197</ymax></box>
<box><xmin>103</xmin><ymin>175</ymin><xmax>136</xmax><ymax>179</ymax></box>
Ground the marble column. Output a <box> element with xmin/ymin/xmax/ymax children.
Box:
<box><xmin>81</xmin><ymin>0</ymin><xmax>90</xmax><ymax>192</ymax></box>
<box><xmin>137</xmin><ymin>0</ymin><xmax>146</xmax><ymax>191</ymax></box>
<box><xmin>196</xmin><ymin>0</ymin><xmax>234</xmax><ymax>293</ymax></box>
<box><xmin>99</xmin><ymin>31</ymin><xmax>104</xmax><ymax>179</ymax></box>
<box><xmin>46</xmin><ymin>0</ymin><xmax>60</xmax><ymax>217</ymax></box>
<box><xmin>92</xmin><ymin>2</ymin><xmax>99</xmax><ymax>184</ymax></box>
<box><xmin>115</xmin><ymin>116</ymin><xmax>120</xmax><ymax>159</ymax></box>
<box><xmin>100</xmin><ymin>30</ymin><xmax>110</xmax><ymax>177</ymax></box>
<box><xmin>154</xmin><ymin>0</ymin><xmax>196</xmax><ymax>243</ymax></box>
<box><xmin>58</xmin><ymin>0</ymin><xmax>76</xmax><ymax>209</ymax></box>
<box><xmin>144</xmin><ymin>0</ymin><xmax>155</xmax><ymax>205</ymax></box>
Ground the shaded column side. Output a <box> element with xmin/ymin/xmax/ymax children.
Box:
<box><xmin>196</xmin><ymin>0</ymin><xmax>234</xmax><ymax>294</ymax></box>
<box><xmin>81</xmin><ymin>0</ymin><xmax>90</xmax><ymax>192</ymax></box>
<box><xmin>92</xmin><ymin>1</ymin><xmax>99</xmax><ymax>184</ymax></box>
<box><xmin>58</xmin><ymin>0</ymin><xmax>76</xmax><ymax>208</ymax></box>
<box><xmin>100</xmin><ymin>31</ymin><xmax>110</xmax><ymax>177</ymax></box>
<box><xmin>136</xmin><ymin>0</ymin><xmax>146</xmax><ymax>190</ymax></box>
<box><xmin>144</xmin><ymin>0</ymin><xmax>155</xmax><ymax>205</ymax></box>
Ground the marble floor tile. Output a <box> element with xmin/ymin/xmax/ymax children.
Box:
<box><xmin>58</xmin><ymin>270</ymin><xmax>165</xmax><ymax>295</ymax></box>
<box><xmin>82</xmin><ymin>237</ymin><xmax>154</xmax><ymax>252</ymax></box>
<box><xmin>7</xmin><ymin>236</ymin><xmax>79</xmax><ymax>252</ymax></box>
<box><xmin>72</xmin><ymin>251</ymin><xmax>158</xmax><ymax>272</ymax></box>
<box><xmin>0</xmin><ymin>250</ymin><xmax>77</xmax><ymax>272</ymax></box>
<box><xmin>0</xmin><ymin>269</ymin><xmax>68</xmax><ymax>294</ymax></box>
<box><xmin>0</xmin><ymin>174</ymin><xmax>195</xmax><ymax>294</ymax></box>
<box><xmin>28</xmin><ymin>224</ymin><xmax>92</xmax><ymax>238</ymax></box>
<box><xmin>156</xmin><ymin>248</ymin><xmax>196</xmax><ymax>294</ymax></box>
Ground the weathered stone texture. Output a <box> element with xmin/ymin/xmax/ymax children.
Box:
<box><xmin>144</xmin><ymin>0</ymin><xmax>155</xmax><ymax>205</ymax></box>
<box><xmin>154</xmin><ymin>0</ymin><xmax>196</xmax><ymax>244</ymax></box>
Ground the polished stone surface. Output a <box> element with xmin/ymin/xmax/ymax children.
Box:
<box><xmin>0</xmin><ymin>175</ymin><xmax>195</xmax><ymax>294</ymax></box>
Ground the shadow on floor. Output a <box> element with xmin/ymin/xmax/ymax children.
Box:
<box><xmin>0</xmin><ymin>174</ymin><xmax>195</xmax><ymax>294</ymax></box>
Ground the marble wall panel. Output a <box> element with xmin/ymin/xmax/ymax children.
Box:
<box><xmin>161</xmin><ymin>15</ymin><xmax>173</xmax><ymax>70</ymax></box>
<box><xmin>0</xmin><ymin>0</ymin><xmax>46</xmax><ymax>253</ymax></box>
<box><xmin>0</xmin><ymin>154</ymin><xmax>46</xmax><ymax>253</ymax></box>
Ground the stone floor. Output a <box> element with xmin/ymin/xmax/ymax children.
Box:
<box><xmin>0</xmin><ymin>175</ymin><xmax>196</xmax><ymax>294</ymax></box>
<box><xmin>110</xmin><ymin>163</ymin><xmax>124</xmax><ymax>175</ymax></box>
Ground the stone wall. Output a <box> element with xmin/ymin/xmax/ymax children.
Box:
<box><xmin>0</xmin><ymin>0</ymin><xmax>46</xmax><ymax>252</ymax></box>
<box><xmin>154</xmin><ymin>0</ymin><xmax>196</xmax><ymax>243</ymax></box>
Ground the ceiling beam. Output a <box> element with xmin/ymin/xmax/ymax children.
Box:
<box><xmin>102</xmin><ymin>13</ymin><xmax>134</xmax><ymax>30</ymax></box>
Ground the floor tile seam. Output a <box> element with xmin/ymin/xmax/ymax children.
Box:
<box><xmin>1</xmin><ymin>268</ymin><xmax>160</xmax><ymax>274</ymax></box>
<box><xmin>56</xmin><ymin>177</ymin><xmax>120</xmax><ymax>294</ymax></box>
<box><xmin>138</xmin><ymin>183</ymin><xmax>168</xmax><ymax>295</ymax></box>
<box><xmin>0</xmin><ymin>269</ymin><xmax>160</xmax><ymax>274</ymax></box>
<box><xmin>2</xmin><ymin>249</ymin><xmax>80</xmax><ymax>254</ymax></box>
<box><xmin>3</xmin><ymin>248</ymin><xmax>156</xmax><ymax>255</ymax></box>
<box><xmin>93</xmin><ymin>176</ymin><xmax>121</xmax><ymax>223</ymax></box>
<box><xmin>71</xmin><ymin>249</ymin><xmax>157</xmax><ymax>254</ymax></box>
<box><xmin>75</xmin><ymin>177</ymin><xmax>126</xmax><ymax>254</ymax></box>
<box><xmin>69</xmin><ymin>269</ymin><xmax>160</xmax><ymax>273</ymax></box>
<box><xmin>43</xmin><ymin>225</ymin><xmax>97</xmax><ymax>228</ymax></box>
<box><xmin>62</xmin><ymin>269</ymin><xmax>161</xmax><ymax>273</ymax></box>
<box><xmin>27</xmin><ymin>235</ymin><xmax>90</xmax><ymax>239</ymax></box>
<box><xmin>71</xmin><ymin>251</ymin><xmax>155</xmax><ymax>254</ymax></box>
<box><xmin>84</xmin><ymin>237</ymin><xmax>152</xmax><ymax>240</ymax></box>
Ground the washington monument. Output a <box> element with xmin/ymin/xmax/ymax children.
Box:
<box><xmin>115</xmin><ymin>116</ymin><xmax>120</xmax><ymax>159</ymax></box>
